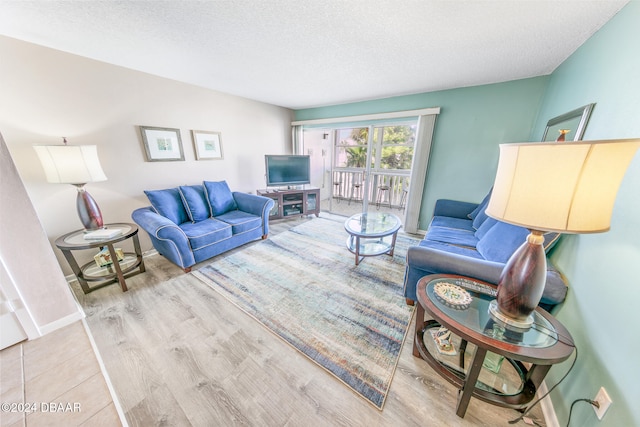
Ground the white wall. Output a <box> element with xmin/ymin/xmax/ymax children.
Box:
<box><xmin>1</xmin><ymin>135</ymin><xmax>81</xmax><ymax>336</ymax></box>
<box><xmin>0</xmin><ymin>36</ymin><xmax>294</xmax><ymax>274</ymax></box>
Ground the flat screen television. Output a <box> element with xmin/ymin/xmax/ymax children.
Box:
<box><xmin>265</xmin><ymin>155</ymin><xmax>310</xmax><ymax>188</ymax></box>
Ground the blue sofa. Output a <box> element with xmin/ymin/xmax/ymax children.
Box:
<box><xmin>403</xmin><ymin>190</ymin><xmax>568</xmax><ymax>310</ymax></box>
<box><xmin>132</xmin><ymin>180</ymin><xmax>274</xmax><ymax>272</ymax></box>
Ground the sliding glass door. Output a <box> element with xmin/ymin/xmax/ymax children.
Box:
<box><xmin>331</xmin><ymin>122</ymin><xmax>416</xmax><ymax>216</ymax></box>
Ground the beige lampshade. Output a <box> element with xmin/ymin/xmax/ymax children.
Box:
<box><xmin>486</xmin><ymin>139</ymin><xmax>640</xmax><ymax>234</ymax></box>
<box><xmin>34</xmin><ymin>145</ymin><xmax>107</xmax><ymax>185</ymax></box>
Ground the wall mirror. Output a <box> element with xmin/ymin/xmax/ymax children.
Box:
<box><xmin>541</xmin><ymin>103</ymin><xmax>595</xmax><ymax>142</ymax></box>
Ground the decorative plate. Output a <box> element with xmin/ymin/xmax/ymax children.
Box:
<box><xmin>433</xmin><ymin>282</ymin><xmax>472</xmax><ymax>310</ymax></box>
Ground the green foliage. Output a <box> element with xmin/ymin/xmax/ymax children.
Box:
<box><xmin>342</xmin><ymin>126</ymin><xmax>415</xmax><ymax>169</ymax></box>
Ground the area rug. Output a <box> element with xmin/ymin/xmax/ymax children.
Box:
<box><xmin>191</xmin><ymin>215</ymin><xmax>417</xmax><ymax>409</ymax></box>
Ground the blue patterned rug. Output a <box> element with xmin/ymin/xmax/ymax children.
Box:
<box><xmin>192</xmin><ymin>215</ymin><xmax>417</xmax><ymax>409</ymax></box>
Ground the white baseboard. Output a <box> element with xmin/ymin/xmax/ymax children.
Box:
<box><xmin>37</xmin><ymin>310</ymin><xmax>85</xmax><ymax>336</ymax></box>
<box><xmin>538</xmin><ymin>381</ymin><xmax>560</xmax><ymax>427</ymax></box>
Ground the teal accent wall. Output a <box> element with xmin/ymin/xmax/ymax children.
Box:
<box><xmin>530</xmin><ymin>3</ymin><xmax>640</xmax><ymax>426</ymax></box>
<box><xmin>297</xmin><ymin>3</ymin><xmax>639</xmax><ymax>425</ymax></box>
<box><xmin>296</xmin><ymin>77</ymin><xmax>549</xmax><ymax>228</ymax></box>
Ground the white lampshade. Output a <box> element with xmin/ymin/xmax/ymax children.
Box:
<box><xmin>34</xmin><ymin>145</ymin><xmax>107</xmax><ymax>184</ymax></box>
<box><xmin>486</xmin><ymin>139</ymin><xmax>640</xmax><ymax>234</ymax></box>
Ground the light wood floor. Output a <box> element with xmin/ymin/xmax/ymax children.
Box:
<box><xmin>71</xmin><ymin>214</ymin><xmax>546</xmax><ymax>427</ymax></box>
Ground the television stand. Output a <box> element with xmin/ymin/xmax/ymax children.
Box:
<box><xmin>257</xmin><ymin>186</ymin><xmax>320</xmax><ymax>220</ymax></box>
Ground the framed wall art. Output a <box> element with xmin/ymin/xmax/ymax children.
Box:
<box><xmin>541</xmin><ymin>103</ymin><xmax>595</xmax><ymax>142</ymax></box>
<box><xmin>139</xmin><ymin>126</ymin><xmax>185</xmax><ymax>161</ymax></box>
<box><xmin>192</xmin><ymin>130</ymin><xmax>223</xmax><ymax>160</ymax></box>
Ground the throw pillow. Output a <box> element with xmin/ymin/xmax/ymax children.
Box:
<box><xmin>179</xmin><ymin>185</ymin><xmax>211</xmax><ymax>222</ymax></box>
<box><xmin>203</xmin><ymin>180</ymin><xmax>238</xmax><ymax>216</ymax></box>
<box><xmin>467</xmin><ymin>187</ymin><xmax>493</xmax><ymax>230</ymax></box>
<box><xmin>474</xmin><ymin>217</ymin><xmax>498</xmax><ymax>240</ymax></box>
<box><xmin>144</xmin><ymin>188</ymin><xmax>190</xmax><ymax>225</ymax></box>
<box><xmin>476</xmin><ymin>221</ymin><xmax>529</xmax><ymax>263</ymax></box>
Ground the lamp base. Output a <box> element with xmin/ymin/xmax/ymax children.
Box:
<box><xmin>75</xmin><ymin>185</ymin><xmax>104</xmax><ymax>230</ymax></box>
<box><xmin>492</xmin><ymin>230</ymin><xmax>546</xmax><ymax>328</ymax></box>
<box><xmin>488</xmin><ymin>300</ymin><xmax>533</xmax><ymax>332</ymax></box>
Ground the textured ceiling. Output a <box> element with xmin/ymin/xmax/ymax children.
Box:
<box><xmin>0</xmin><ymin>0</ymin><xmax>628</xmax><ymax>109</ymax></box>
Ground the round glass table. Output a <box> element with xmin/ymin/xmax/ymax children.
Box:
<box><xmin>413</xmin><ymin>274</ymin><xmax>575</xmax><ymax>418</ymax></box>
<box><xmin>55</xmin><ymin>223</ymin><xmax>145</xmax><ymax>293</ymax></box>
<box><xmin>344</xmin><ymin>212</ymin><xmax>402</xmax><ymax>265</ymax></box>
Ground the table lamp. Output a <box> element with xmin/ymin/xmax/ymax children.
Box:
<box><xmin>485</xmin><ymin>138</ymin><xmax>640</xmax><ymax>329</ymax></box>
<box><xmin>34</xmin><ymin>138</ymin><xmax>107</xmax><ymax>230</ymax></box>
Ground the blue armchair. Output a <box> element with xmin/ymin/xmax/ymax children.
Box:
<box><xmin>132</xmin><ymin>180</ymin><xmax>274</xmax><ymax>272</ymax></box>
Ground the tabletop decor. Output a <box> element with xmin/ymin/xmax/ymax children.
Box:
<box><xmin>139</xmin><ymin>125</ymin><xmax>184</xmax><ymax>161</ymax></box>
<box><xmin>433</xmin><ymin>282</ymin><xmax>472</xmax><ymax>310</ymax></box>
<box><xmin>193</xmin><ymin>215</ymin><xmax>418</xmax><ymax>409</ymax></box>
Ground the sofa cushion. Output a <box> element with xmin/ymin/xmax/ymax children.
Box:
<box><xmin>418</xmin><ymin>239</ymin><xmax>485</xmax><ymax>259</ymax></box>
<box><xmin>425</xmin><ymin>227</ymin><xmax>478</xmax><ymax>248</ymax></box>
<box><xmin>468</xmin><ymin>189</ymin><xmax>492</xmax><ymax>222</ymax></box>
<box><xmin>216</xmin><ymin>210</ymin><xmax>262</xmax><ymax>234</ymax></box>
<box><xmin>430</xmin><ymin>216</ymin><xmax>475</xmax><ymax>231</ymax></box>
<box><xmin>179</xmin><ymin>218</ymin><xmax>232</xmax><ymax>250</ymax></box>
<box><xmin>144</xmin><ymin>188</ymin><xmax>189</xmax><ymax>225</ymax></box>
<box><xmin>203</xmin><ymin>180</ymin><xmax>238</xmax><ymax>216</ymax></box>
<box><xmin>179</xmin><ymin>185</ymin><xmax>210</xmax><ymax>222</ymax></box>
<box><xmin>474</xmin><ymin>217</ymin><xmax>498</xmax><ymax>240</ymax></box>
<box><xmin>543</xmin><ymin>232</ymin><xmax>562</xmax><ymax>253</ymax></box>
<box><xmin>476</xmin><ymin>221</ymin><xmax>529</xmax><ymax>263</ymax></box>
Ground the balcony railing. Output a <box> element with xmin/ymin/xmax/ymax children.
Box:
<box><xmin>331</xmin><ymin>169</ymin><xmax>409</xmax><ymax>208</ymax></box>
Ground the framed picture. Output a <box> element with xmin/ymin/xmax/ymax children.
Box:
<box><xmin>541</xmin><ymin>103</ymin><xmax>595</xmax><ymax>142</ymax></box>
<box><xmin>192</xmin><ymin>130</ymin><xmax>224</xmax><ymax>160</ymax></box>
<box><xmin>139</xmin><ymin>126</ymin><xmax>184</xmax><ymax>161</ymax></box>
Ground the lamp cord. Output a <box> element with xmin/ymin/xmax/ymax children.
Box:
<box><xmin>565</xmin><ymin>398</ymin><xmax>599</xmax><ymax>427</ymax></box>
<box><xmin>508</xmin><ymin>328</ymin><xmax>577</xmax><ymax>425</ymax></box>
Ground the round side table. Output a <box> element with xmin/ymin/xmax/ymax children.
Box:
<box><xmin>413</xmin><ymin>274</ymin><xmax>574</xmax><ymax>418</ymax></box>
<box><xmin>55</xmin><ymin>223</ymin><xmax>145</xmax><ymax>293</ymax></box>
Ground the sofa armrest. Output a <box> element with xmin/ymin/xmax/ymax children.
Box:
<box><xmin>433</xmin><ymin>199</ymin><xmax>479</xmax><ymax>219</ymax></box>
<box><xmin>233</xmin><ymin>192</ymin><xmax>275</xmax><ymax>236</ymax></box>
<box><xmin>233</xmin><ymin>192</ymin><xmax>274</xmax><ymax>217</ymax></box>
<box><xmin>132</xmin><ymin>207</ymin><xmax>195</xmax><ymax>269</ymax></box>
<box><xmin>403</xmin><ymin>245</ymin><xmax>568</xmax><ymax>308</ymax></box>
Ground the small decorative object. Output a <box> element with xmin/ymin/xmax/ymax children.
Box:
<box><xmin>430</xmin><ymin>327</ymin><xmax>457</xmax><ymax>355</ymax></box>
<box><xmin>556</xmin><ymin>129</ymin><xmax>570</xmax><ymax>142</ymax></box>
<box><xmin>83</xmin><ymin>228</ymin><xmax>123</xmax><ymax>240</ymax></box>
<box><xmin>482</xmin><ymin>352</ymin><xmax>505</xmax><ymax>374</ymax></box>
<box><xmin>94</xmin><ymin>247</ymin><xmax>124</xmax><ymax>267</ymax></box>
<box><xmin>541</xmin><ymin>103</ymin><xmax>595</xmax><ymax>142</ymax></box>
<box><xmin>433</xmin><ymin>282</ymin><xmax>472</xmax><ymax>310</ymax></box>
<box><xmin>139</xmin><ymin>126</ymin><xmax>184</xmax><ymax>161</ymax></box>
<box><xmin>191</xmin><ymin>130</ymin><xmax>223</xmax><ymax>160</ymax></box>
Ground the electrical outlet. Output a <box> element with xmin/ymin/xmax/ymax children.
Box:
<box><xmin>593</xmin><ymin>387</ymin><xmax>612</xmax><ymax>420</ymax></box>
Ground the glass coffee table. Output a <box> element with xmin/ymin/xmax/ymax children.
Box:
<box><xmin>344</xmin><ymin>212</ymin><xmax>401</xmax><ymax>265</ymax></box>
<box><xmin>413</xmin><ymin>274</ymin><xmax>575</xmax><ymax>418</ymax></box>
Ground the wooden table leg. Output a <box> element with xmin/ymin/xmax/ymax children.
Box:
<box><xmin>456</xmin><ymin>346</ymin><xmax>487</xmax><ymax>417</ymax></box>
<box><xmin>413</xmin><ymin>303</ymin><xmax>425</xmax><ymax>358</ymax></box>
<box><xmin>60</xmin><ymin>249</ymin><xmax>91</xmax><ymax>294</ymax></box>
<box><xmin>106</xmin><ymin>244</ymin><xmax>128</xmax><ymax>292</ymax></box>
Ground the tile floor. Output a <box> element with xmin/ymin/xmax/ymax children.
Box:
<box><xmin>0</xmin><ymin>320</ymin><xmax>123</xmax><ymax>426</ymax></box>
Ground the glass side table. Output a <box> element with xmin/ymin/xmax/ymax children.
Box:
<box><xmin>55</xmin><ymin>223</ymin><xmax>145</xmax><ymax>293</ymax></box>
<box><xmin>413</xmin><ymin>274</ymin><xmax>574</xmax><ymax>418</ymax></box>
